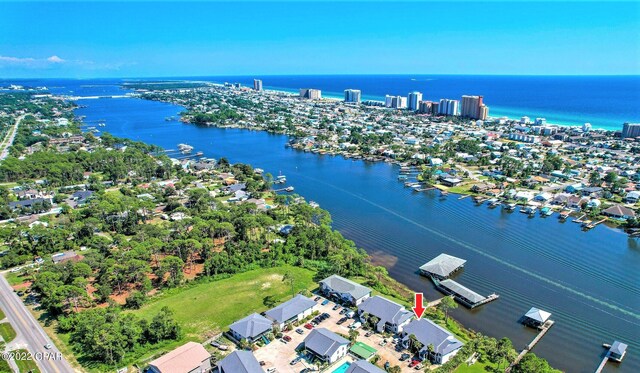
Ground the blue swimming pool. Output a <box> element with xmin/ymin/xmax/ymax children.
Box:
<box><xmin>332</xmin><ymin>362</ymin><xmax>351</xmax><ymax>373</ymax></box>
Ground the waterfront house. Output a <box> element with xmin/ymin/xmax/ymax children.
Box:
<box><xmin>551</xmin><ymin>193</ymin><xmax>570</xmax><ymax>205</ymax></box>
<box><xmin>400</xmin><ymin>319</ymin><xmax>463</xmax><ymax>365</ymax></box>
<box><xmin>625</xmin><ymin>191</ymin><xmax>640</xmax><ymax>204</ymax></box>
<box><xmin>303</xmin><ymin>328</ymin><xmax>349</xmax><ymax>364</ymax></box>
<box><xmin>470</xmin><ymin>182</ymin><xmax>496</xmax><ymax>193</ymax></box>
<box><xmin>581</xmin><ymin>186</ymin><xmax>604</xmax><ymax>198</ymax></box>
<box><xmin>602</xmin><ymin>205</ymin><xmax>636</xmax><ymax>220</ymax></box>
<box><xmin>520</xmin><ymin>307</ymin><xmax>551</xmax><ymax>328</ymax></box>
<box><xmin>148</xmin><ymin>341</ymin><xmax>211</xmax><ymax>373</ymax></box>
<box><xmin>264</xmin><ymin>294</ymin><xmax>316</xmax><ymax>330</ymax></box>
<box><xmin>441</xmin><ymin>177</ymin><xmax>462</xmax><ymax>187</ymax></box>
<box><xmin>419</xmin><ymin>253</ymin><xmax>466</xmax><ymax>280</ymax></box>
<box><xmin>228</xmin><ymin>313</ymin><xmax>273</xmax><ymax>344</ymax></box>
<box><xmin>319</xmin><ymin>274</ymin><xmax>371</xmax><ymax>306</ymax></box>
<box><xmin>566</xmin><ymin>196</ymin><xmax>588</xmax><ymax>210</ymax></box>
<box><xmin>215</xmin><ymin>350</ymin><xmax>262</xmax><ymax>373</ymax></box>
<box><xmin>345</xmin><ymin>360</ymin><xmax>386</xmax><ymax>373</ymax></box>
<box><xmin>357</xmin><ymin>296</ymin><xmax>413</xmax><ymax>333</ymax></box>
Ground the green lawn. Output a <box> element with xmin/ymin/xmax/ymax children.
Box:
<box><xmin>0</xmin><ymin>307</ymin><xmax>5</xmax><ymax>320</ymax></box>
<box><xmin>12</xmin><ymin>349</ymin><xmax>40</xmax><ymax>373</ymax></box>
<box><xmin>0</xmin><ymin>357</ymin><xmax>10</xmax><ymax>373</ymax></box>
<box><xmin>132</xmin><ymin>265</ymin><xmax>317</xmax><ymax>339</ymax></box>
<box><xmin>0</xmin><ymin>323</ymin><xmax>16</xmax><ymax>343</ymax></box>
<box><xmin>5</xmin><ymin>272</ymin><xmax>28</xmax><ymax>287</ymax></box>
<box><xmin>456</xmin><ymin>361</ymin><xmax>498</xmax><ymax>373</ymax></box>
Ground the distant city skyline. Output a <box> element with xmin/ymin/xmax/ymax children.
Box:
<box><xmin>1</xmin><ymin>1</ymin><xmax>639</xmax><ymax>78</ymax></box>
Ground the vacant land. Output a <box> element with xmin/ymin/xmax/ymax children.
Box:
<box><xmin>0</xmin><ymin>323</ymin><xmax>16</xmax><ymax>343</ymax></box>
<box><xmin>133</xmin><ymin>265</ymin><xmax>317</xmax><ymax>339</ymax></box>
<box><xmin>456</xmin><ymin>360</ymin><xmax>497</xmax><ymax>373</ymax></box>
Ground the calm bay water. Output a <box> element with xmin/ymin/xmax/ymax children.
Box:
<box><xmin>3</xmin><ymin>79</ymin><xmax>638</xmax><ymax>372</ymax></box>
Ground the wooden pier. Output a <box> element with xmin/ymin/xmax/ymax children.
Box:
<box><xmin>458</xmin><ymin>194</ymin><xmax>471</xmax><ymax>200</ymax></box>
<box><xmin>594</xmin><ymin>354</ymin><xmax>609</xmax><ymax>373</ymax></box>
<box><xmin>506</xmin><ymin>320</ymin><xmax>555</xmax><ymax>372</ymax></box>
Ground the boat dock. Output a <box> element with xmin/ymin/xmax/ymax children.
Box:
<box><xmin>506</xmin><ymin>318</ymin><xmax>555</xmax><ymax>372</ymax></box>
<box><xmin>432</xmin><ymin>277</ymin><xmax>499</xmax><ymax>308</ymax></box>
<box><xmin>595</xmin><ymin>341</ymin><xmax>628</xmax><ymax>373</ymax></box>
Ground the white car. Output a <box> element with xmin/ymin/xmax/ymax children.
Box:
<box><xmin>267</xmin><ymin>368</ymin><xmax>277</xmax><ymax>373</ymax></box>
<box><xmin>44</xmin><ymin>343</ymin><xmax>52</xmax><ymax>350</ymax></box>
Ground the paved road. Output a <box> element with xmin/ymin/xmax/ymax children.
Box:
<box><xmin>0</xmin><ymin>114</ymin><xmax>24</xmax><ymax>161</ymax></box>
<box><xmin>0</xmin><ymin>273</ymin><xmax>75</xmax><ymax>372</ymax></box>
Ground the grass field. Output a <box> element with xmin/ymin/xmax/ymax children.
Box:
<box><xmin>0</xmin><ymin>323</ymin><xmax>16</xmax><ymax>343</ymax></box>
<box><xmin>12</xmin><ymin>349</ymin><xmax>40</xmax><ymax>373</ymax></box>
<box><xmin>0</xmin><ymin>357</ymin><xmax>10</xmax><ymax>373</ymax></box>
<box><xmin>0</xmin><ymin>308</ymin><xmax>5</xmax><ymax>320</ymax></box>
<box><xmin>455</xmin><ymin>360</ymin><xmax>497</xmax><ymax>372</ymax></box>
<box><xmin>132</xmin><ymin>265</ymin><xmax>316</xmax><ymax>340</ymax></box>
<box><xmin>5</xmin><ymin>272</ymin><xmax>28</xmax><ymax>287</ymax></box>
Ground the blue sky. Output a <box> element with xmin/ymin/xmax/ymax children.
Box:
<box><xmin>1</xmin><ymin>1</ymin><xmax>639</xmax><ymax>77</ymax></box>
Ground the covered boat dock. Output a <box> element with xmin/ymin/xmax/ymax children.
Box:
<box><xmin>436</xmin><ymin>279</ymin><xmax>499</xmax><ymax>308</ymax></box>
<box><xmin>419</xmin><ymin>253</ymin><xmax>466</xmax><ymax>279</ymax></box>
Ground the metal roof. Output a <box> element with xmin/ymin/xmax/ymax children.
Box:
<box><xmin>439</xmin><ymin>279</ymin><xmax>486</xmax><ymax>304</ymax></box>
<box><xmin>229</xmin><ymin>313</ymin><xmax>273</xmax><ymax>340</ymax></box>
<box><xmin>402</xmin><ymin>319</ymin><xmax>463</xmax><ymax>357</ymax></box>
<box><xmin>320</xmin><ymin>275</ymin><xmax>371</xmax><ymax>300</ymax></box>
<box><xmin>419</xmin><ymin>253</ymin><xmax>466</xmax><ymax>278</ymax></box>
<box><xmin>524</xmin><ymin>307</ymin><xmax>552</xmax><ymax>323</ymax></box>
<box><xmin>264</xmin><ymin>294</ymin><xmax>315</xmax><ymax>324</ymax></box>
<box><xmin>148</xmin><ymin>342</ymin><xmax>210</xmax><ymax>373</ymax></box>
<box><xmin>345</xmin><ymin>360</ymin><xmax>386</xmax><ymax>373</ymax></box>
<box><xmin>217</xmin><ymin>350</ymin><xmax>263</xmax><ymax>373</ymax></box>
<box><xmin>357</xmin><ymin>296</ymin><xmax>413</xmax><ymax>327</ymax></box>
<box><xmin>610</xmin><ymin>341</ymin><xmax>628</xmax><ymax>356</ymax></box>
<box><xmin>304</xmin><ymin>328</ymin><xmax>349</xmax><ymax>358</ymax></box>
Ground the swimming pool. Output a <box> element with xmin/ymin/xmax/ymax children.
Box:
<box><xmin>332</xmin><ymin>361</ymin><xmax>351</xmax><ymax>373</ymax></box>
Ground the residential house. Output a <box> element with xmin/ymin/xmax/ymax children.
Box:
<box><xmin>51</xmin><ymin>251</ymin><xmax>81</xmax><ymax>264</ymax></box>
<box><xmin>215</xmin><ymin>350</ymin><xmax>262</xmax><ymax>373</ymax></box>
<box><xmin>228</xmin><ymin>313</ymin><xmax>273</xmax><ymax>344</ymax></box>
<box><xmin>303</xmin><ymin>328</ymin><xmax>349</xmax><ymax>364</ymax></box>
<box><xmin>148</xmin><ymin>341</ymin><xmax>211</xmax><ymax>373</ymax></box>
<box><xmin>8</xmin><ymin>197</ymin><xmax>52</xmax><ymax>211</ymax></box>
<box><xmin>602</xmin><ymin>205</ymin><xmax>637</xmax><ymax>220</ymax></box>
<box><xmin>625</xmin><ymin>191</ymin><xmax>640</xmax><ymax>204</ymax></box>
<box><xmin>357</xmin><ymin>296</ymin><xmax>413</xmax><ymax>333</ymax></box>
<box><xmin>566</xmin><ymin>196</ymin><xmax>588</xmax><ymax>210</ymax></box>
<box><xmin>401</xmin><ymin>319</ymin><xmax>463</xmax><ymax>365</ymax></box>
<box><xmin>581</xmin><ymin>187</ymin><xmax>604</xmax><ymax>198</ymax></box>
<box><xmin>264</xmin><ymin>294</ymin><xmax>316</xmax><ymax>330</ymax></box>
<box><xmin>319</xmin><ymin>275</ymin><xmax>371</xmax><ymax>306</ymax></box>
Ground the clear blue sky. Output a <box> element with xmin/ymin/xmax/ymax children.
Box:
<box><xmin>1</xmin><ymin>1</ymin><xmax>639</xmax><ymax>78</ymax></box>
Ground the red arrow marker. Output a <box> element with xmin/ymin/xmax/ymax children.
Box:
<box><xmin>412</xmin><ymin>292</ymin><xmax>426</xmax><ymax>319</ymax></box>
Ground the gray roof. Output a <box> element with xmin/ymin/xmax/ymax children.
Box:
<box><xmin>402</xmin><ymin>319</ymin><xmax>463</xmax><ymax>356</ymax></box>
<box><xmin>8</xmin><ymin>198</ymin><xmax>49</xmax><ymax>209</ymax></box>
<box><xmin>524</xmin><ymin>307</ymin><xmax>551</xmax><ymax>323</ymax></box>
<box><xmin>358</xmin><ymin>296</ymin><xmax>413</xmax><ymax>326</ymax></box>
<box><xmin>610</xmin><ymin>341</ymin><xmax>628</xmax><ymax>356</ymax></box>
<box><xmin>439</xmin><ymin>279</ymin><xmax>485</xmax><ymax>304</ymax></box>
<box><xmin>229</xmin><ymin>313</ymin><xmax>273</xmax><ymax>340</ymax></box>
<box><xmin>217</xmin><ymin>350</ymin><xmax>263</xmax><ymax>373</ymax></box>
<box><xmin>303</xmin><ymin>328</ymin><xmax>349</xmax><ymax>358</ymax></box>
<box><xmin>419</xmin><ymin>253</ymin><xmax>466</xmax><ymax>278</ymax></box>
<box><xmin>320</xmin><ymin>275</ymin><xmax>371</xmax><ymax>300</ymax></box>
<box><xmin>264</xmin><ymin>294</ymin><xmax>315</xmax><ymax>324</ymax></box>
<box><xmin>345</xmin><ymin>360</ymin><xmax>386</xmax><ymax>373</ymax></box>
<box><xmin>72</xmin><ymin>190</ymin><xmax>94</xmax><ymax>201</ymax></box>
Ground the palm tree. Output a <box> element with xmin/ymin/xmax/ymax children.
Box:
<box><xmin>437</xmin><ymin>295</ymin><xmax>458</xmax><ymax>324</ymax></box>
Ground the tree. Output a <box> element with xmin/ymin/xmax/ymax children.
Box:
<box><xmin>348</xmin><ymin>329</ymin><xmax>359</xmax><ymax>344</ymax></box>
<box><xmin>263</xmin><ymin>295</ymin><xmax>277</xmax><ymax>308</ymax></box>
<box><xmin>147</xmin><ymin>306</ymin><xmax>181</xmax><ymax>343</ymax></box>
<box><xmin>156</xmin><ymin>256</ymin><xmax>184</xmax><ymax>287</ymax></box>
<box><xmin>490</xmin><ymin>337</ymin><xmax>517</xmax><ymax>370</ymax></box>
<box><xmin>124</xmin><ymin>290</ymin><xmax>146</xmax><ymax>309</ymax></box>
<box><xmin>512</xmin><ymin>353</ymin><xmax>560</xmax><ymax>373</ymax></box>
<box><xmin>408</xmin><ymin>334</ymin><xmax>423</xmax><ymax>354</ymax></box>
<box><xmin>438</xmin><ymin>296</ymin><xmax>458</xmax><ymax>323</ymax></box>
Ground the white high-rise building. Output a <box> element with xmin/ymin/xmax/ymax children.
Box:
<box><xmin>582</xmin><ymin>123</ymin><xmax>592</xmax><ymax>132</ymax></box>
<box><xmin>408</xmin><ymin>92</ymin><xmax>422</xmax><ymax>111</ymax></box>
<box><xmin>438</xmin><ymin>99</ymin><xmax>459</xmax><ymax>116</ymax></box>
<box><xmin>253</xmin><ymin>79</ymin><xmax>263</xmax><ymax>91</ymax></box>
<box><xmin>300</xmin><ymin>88</ymin><xmax>322</xmax><ymax>100</ymax></box>
<box><xmin>344</xmin><ymin>89</ymin><xmax>362</xmax><ymax>103</ymax></box>
<box><xmin>385</xmin><ymin>95</ymin><xmax>394</xmax><ymax>108</ymax></box>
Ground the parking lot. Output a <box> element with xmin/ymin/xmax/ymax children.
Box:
<box><xmin>252</xmin><ymin>294</ymin><xmax>417</xmax><ymax>372</ymax></box>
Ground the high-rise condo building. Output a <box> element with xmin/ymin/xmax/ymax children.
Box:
<box><xmin>385</xmin><ymin>95</ymin><xmax>394</xmax><ymax>108</ymax></box>
<box><xmin>418</xmin><ymin>101</ymin><xmax>432</xmax><ymax>114</ymax></box>
<box><xmin>299</xmin><ymin>88</ymin><xmax>322</xmax><ymax>100</ymax></box>
<box><xmin>431</xmin><ymin>102</ymin><xmax>440</xmax><ymax>115</ymax></box>
<box><xmin>344</xmin><ymin>89</ymin><xmax>362</xmax><ymax>103</ymax></box>
<box><xmin>438</xmin><ymin>99</ymin><xmax>459</xmax><ymax>116</ymax></box>
<box><xmin>253</xmin><ymin>79</ymin><xmax>263</xmax><ymax>91</ymax></box>
<box><xmin>622</xmin><ymin>122</ymin><xmax>640</xmax><ymax>138</ymax></box>
<box><xmin>461</xmin><ymin>95</ymin><xmax>488</xmax><ymax>120</ymax></box>
<box><xmin>408</xmin><ymin>92</ymin><xmax>422</xmax><ymax>111</ymax></box>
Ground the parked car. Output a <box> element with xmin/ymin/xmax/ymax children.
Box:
<box><xmin>409</xmin><ymin>360</ymin><xmax>420</xmax><ymax>368</ymax></box>
<box><xmin>295</xmin><ymin>328</ymin><xmax>304</xmax><ymax>335</ymax></box>
<box><xmin>280</xmin><ymin>338</ymin><xmax>288</xmax><ymax>344</ymax></box>
<box><xmin>283</xmin><ymin>335</ymin><xmax>292</xmax><ymax>342</ymax></box>
<box><xmin>379</xmin><ymin>339</ymin><xmax>387</xmax><ymax>347</ymax></box>
<box><xmin>304</xmin><ymin>323</ymin><xmax>313</xmax><ymax>330</ymax></box>
<box><xmin>337</xmin><ymin>317</ymin><xmax>348</xmax><ymax>325</ymax></box>
<box><xmin>267</xmin><ymin>368</ymin><xmax>277</xmax><ymax>373</ymax></box>
<box><xmin>290</xmin><ymin>358</ymin><xmax>298</xmax><ymax>365</ymax></box>
<box><xmin>332</xmin><ymin>304</ymin><xmax>340</xmax><ymax>310</ymax></box>
<box><xmin>400</xmin><ymin>353</ymin><xmax>411</xmax><ymax>361</ymax></box>
<box><xmin>321</xmin><ymin>299</ymin><xmax>329</xmax><ymax>305</ymax></box>
<box><xmin>364</xmin><ymin>331</ymin><xmax>373</xmax><ymax>337</ymax></box>
<box><xmin>349</xmin><ymin>321</ymin><xmax>362</xmax><ymax>330</ymax></box>
<box><xmin>339</xmin><ymin>309</ymin><xmax>347</xmax><ymax>315</ymax></box>
<box><xmin>314</xmin><ymin>296</ymin><xmax>321</xmax><ymax>301</ymax></box>
<box><xmin>260</xmin><ymin>361</ymin><xmax>266</xmax><ymax>366</ymax></box>
<box><xmin>414</xmin><ymin>364</ymin><xmax>423</xmax><ymax>370</ymax></box>
<box><xmin>322</xmin><ymin>312</ymin><xmax>330</xmax><ymax>318</ymax></box>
